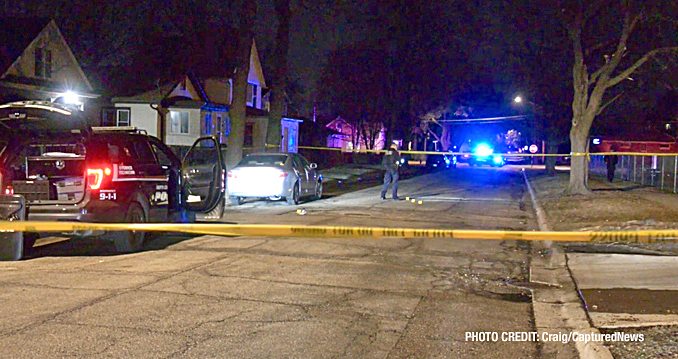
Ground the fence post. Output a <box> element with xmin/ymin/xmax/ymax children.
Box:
<box><xmin>661</xmin><ymin>156</ymin><xmax>665</xmax><ymax>190</ymax></box>
<box><xmin>634</xmin><ymin>156</ymin><xmax>637</xmax><ymax>183</ymax></box>
<box><xmin>641</xmin><ymin>156</ymin><xmax>645</xmax><ymax>185</ymax></box>
<box><xmin>674</xmin><ymin>155</ymin><xmax>677</xmax><ymax>193</ymax></box>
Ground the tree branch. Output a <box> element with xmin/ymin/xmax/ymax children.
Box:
<box><xmin>584</xmin><ymin>39</ymin><xmax>617</xmax><ymax>57</ymax></box>
<box><xmin>600</xmin><ymin>12</ymin><xmax>640</xmax><ymax>80</ymax></box>
<box><xmin>606</xmin><ymin>46</ymin><xmax>678</xmax><ymax>88</ymax></box>
<box><xmin>596</xmin><ymin>91</ymin><xmax>625</xmax><ymax>116</ymax></box>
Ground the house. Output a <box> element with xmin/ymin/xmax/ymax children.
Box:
<box><xmin>110</xmin><ymin>40</ymin><xmax>300</xmax><ymax>155</ymax></box>
<box><xmin>593</xmin><ymin>130</ymin><xmax>677</xmax><ymax>153</ymax></box>
<box><xmin>325</xmin><ymin>116</ymin><xmax>386</xmax><ymax>150</ymax></box>
<box><xmin>0</xmin><ymin>18</ymin><xmax>97</xmax><ymax>114</ymax></box>
<box><xmin>108</xmin><ymin>73</ymin><xmax>231</xmax><ymax>154</ymax></box>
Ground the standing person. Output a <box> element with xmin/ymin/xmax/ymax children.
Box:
<box><xmin>604</xmin><ymin>147</ymin><xmax>618</xmax><ymax>182</ymax></box>
<box><xmin>381</xmin><ymin>142</ymin><xmax>401</xmax><ymax>200</ymax></box>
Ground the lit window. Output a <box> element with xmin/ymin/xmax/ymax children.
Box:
<box><xmin>170</xmin><ymin>111</ymin><xmax>190</xmax><ymax>135</ymax></box>
<box><xmin>204</xmin><ymin>113</ymin><xmax>212</xmax><ymax>135</ymax></box>
<box><xmin>246</xmin><ymin>83</ymin><xmax>258</xmax><ymax>108</ymax></box>
<box><xmin>116</xmin><ymin>109</ymin><xmax>130</xmax><ymax>126</ymax></box>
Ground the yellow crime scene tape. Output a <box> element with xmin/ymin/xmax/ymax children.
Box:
<box><xmin>1</xmin><ymin>146</ymin><xmax>664</xmax><ymax>244</ymax></box>
<box><xmin>0</xmin><ymin>221</ymin><xmax>677</xmax><ymax>243</ymax></box>
<box><xmin>286</xmin><ymin>144</ymin><xmax>665</xmax><ymax>158</ymax></box>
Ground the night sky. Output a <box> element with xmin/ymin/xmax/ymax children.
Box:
<box><xmin>3</xmin><ymin>0</ymin><xmax>678</xmax><ymax>134</ymax></box>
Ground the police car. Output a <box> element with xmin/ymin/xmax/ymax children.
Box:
<box><xmin>0</xmin><ymin>101</ymin><xmax>225</xmax><ymax>258</ymax></box>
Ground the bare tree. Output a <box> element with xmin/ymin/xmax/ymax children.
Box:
<box><xmin>225</xmin><ymin>0</ymin><xmax>257</xmax><ymax>169</ymax></box>
<box><xmin>266</xmin><ymin>0</ymin><xmax>292</xmax><ymax>149</ymax></box>
<box><xmin>565</xmin><ymin>0</ymin><xmax>678</xmax><ymax>194</ymax></box>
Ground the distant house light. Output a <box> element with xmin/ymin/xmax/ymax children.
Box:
<box><xmin>666</xmin><ymin>123</ymin><xmax>672</xmax><ymax>130</ymax></box>
<box><xmin>592</xmin><ymin>138</ymin><xmax>601</xmax><ymax>145</ymax></box>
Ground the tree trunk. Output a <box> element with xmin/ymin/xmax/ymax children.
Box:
<box><xmin>545</xmin><ymin>142</ymin><xmax>558</xmax><ymax>175</ymax></box>
<box><xmin>569</xmin><ymin>119</ymin><xmax>592</xmax><ymax>195</ymax></box>
<box><xmin>225</xmin><ymin>1</ymin><xmax>257</xmax><ymax>169</ymax></box>
<box><xmin>266</xmin><ymin>0</ymin><xmax>291</xmax><ymax>149</ymax></box>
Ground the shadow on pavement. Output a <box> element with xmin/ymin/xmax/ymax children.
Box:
<box><xmin>23</xmin><ymin>232</ymin><xmax>201</xmax><ymax>260</ymax></box>
<box><xmin>591</xmin><ymin>184</ymin><xmax>646</xmax><ymax>192</ymax></box>
<box><xmin>323</xmin><ymin>166</ymin><xmax>431</xmax><ymax>198</ymax></box>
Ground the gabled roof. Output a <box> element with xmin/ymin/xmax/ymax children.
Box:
<box><xmin>112</xmin><ymin>83</ymin><xmax>177</xmax><ymax>104</ymax></box>
<box><xmin>326</xmin><ymin>116</ymin><xmax>353</xmax><ymax>135</ymax></box>
<box><xmin>0</xmin><ymin>17</ymin><xmax>50</xmax><ymax>74</ymax></box>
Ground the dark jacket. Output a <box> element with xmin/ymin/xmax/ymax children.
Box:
<box><xmin>382</xmin><ymin>148</ymin><xmax>401</xmax><ymax>171</ymax></box>
<box><xmin>604</xmin><ymin>154</ymin><xmax>618</xmax><ymax>167</ymax></box>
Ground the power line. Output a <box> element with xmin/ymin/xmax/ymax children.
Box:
<box><xmin>437</xmin><ymin>115</ymin><xmax>531</xmax><ymax>124</ymax></box>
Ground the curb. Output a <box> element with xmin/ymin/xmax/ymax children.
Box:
<box><xmin>522</xmin><ymin>169</ymin><xmax>614</xmax><ymax>359</ymax></box>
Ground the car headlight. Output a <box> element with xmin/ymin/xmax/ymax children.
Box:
<box><xmin>493</xmin><ymin>155</ymin><xmax>503</xmax><ymax>164</ymax></box>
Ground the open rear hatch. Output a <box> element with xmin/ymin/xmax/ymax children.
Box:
<box><xmin>0</xmin><ymin>102</ymin><xmax>91</xmax><ymax>204</ymax></box>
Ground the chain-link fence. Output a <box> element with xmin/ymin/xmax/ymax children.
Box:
<box><xmin>590</xmin><ymin>154</ymin><xmax>678</xmax><ymax>193</ymax></box>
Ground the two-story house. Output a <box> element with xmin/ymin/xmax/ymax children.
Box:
<box><xmin>110</xmin><ymin>40</ymin><xmax>301</xmax><ymax>156</ymax></box>
<box><xmin>0</xmin><ymin>18</ymin><xmax>97</xmax><ymax>115</ymax></box>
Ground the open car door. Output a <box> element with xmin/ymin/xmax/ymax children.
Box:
<box><xmin>181</xmin><ymin>136</ymin><xmax>224</xmax><ymax>212</ymax></box>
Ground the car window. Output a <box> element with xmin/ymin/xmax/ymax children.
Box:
<box><xmin>150</xmin><ymin>143</ymin><xmax>174</xmax><ymax>167</ymax></box>
<box><xmin>292</xmin><ymin>156</ymin><xmax>303</xmax><ymax>169</ymax></box>
<box><xmin>129</xmin><ymin>139</ymin><xmax>156</xmax><ymax>165</ymax></box>
<box><xmin>87</xmin><ymin>139</ymin><xmax>127</xmax><ymax>164</ymax></box>
<box><xmin>299</xmin><ymin>155</ymin><xmax>311</xmax><ymax>168</ymax></box>
<box><xmin>184</xmin><ymin>145</ymin><xmax>218</xmax><ymax>167</ymax></box>
<box><xmin>238</xmin><ymin>155</ymin><xmax>287</xmax><ymax>167</ymax></box>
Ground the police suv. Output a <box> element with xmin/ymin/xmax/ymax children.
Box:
<box><xmin>0</xmin><ymin>101</ymin><xmax>225</xmax><ymax>258</ymax></box>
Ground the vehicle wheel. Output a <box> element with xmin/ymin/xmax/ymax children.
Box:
<box><xmin>205</xmin><ymin>196</ymin><xmax>225</xmax><ymax>219</ymax></box>
<box><xmin>114</xmin><ymin>202</ymin><xmax>146</xmax><ymax>253</ymax></box>
<box><xmin>314</xmin><ymin>181</ymin><xmax>323</xmax><ymax>200</ymax></box>
<box><xmin>287</xmin><ymin>182</ymin><xmax>300</xmax><ymax>205</ymax></box>
<box><xmin>230</xmin><ymin>196</ymin><xmax>242</xmax><ymax>206</ymax></box>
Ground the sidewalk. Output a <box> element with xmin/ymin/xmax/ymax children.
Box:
<box><xmin>528</xmin><ymin>172</ymin><xmax>678</xmax><ymax>359</ymax></box>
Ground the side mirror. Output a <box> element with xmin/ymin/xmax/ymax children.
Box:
<box><xmin>309</xmin><ymin>163</ymin><xmax>317</xmax><ymax>169</ymax></box>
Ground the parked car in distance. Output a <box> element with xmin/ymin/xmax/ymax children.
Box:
<box><xmin>227</xmin><ymin>152</ymin><xmax>322</xmax><ymax>205</ymax></box>
<box><xmin>504</xmin><ymin>145</ymin><xmax>529</xmax><ymax>164</ymax></box>
<box><xmin>425</xmin><ymin>153</ymin><xmax>456</xmax><ymax>169</ymax></box>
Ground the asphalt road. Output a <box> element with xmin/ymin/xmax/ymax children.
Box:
<box><xmin>0</xmin><ymin>165</ymin><xmax>542</xmax><ymax>358</ymax></box>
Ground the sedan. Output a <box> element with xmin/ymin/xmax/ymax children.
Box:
<box><xmin>227</xmin><ymin>153</ymin><xmax>323</xmax><ymax>205</ymax></box>
<box><xmin>425</xmin><ymin>153</ymin><xmax>457</xmax><ymax>169</ymax></box>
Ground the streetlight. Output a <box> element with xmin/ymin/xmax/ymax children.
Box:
<box><xmin>512</xmin><ymin>95</ymin><xmax>540</xmax><ymax>163</ymax></box>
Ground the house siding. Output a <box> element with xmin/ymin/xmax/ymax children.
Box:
<box><xmin>3</xmin><ymin>21</ymin><xmax>92</xmax><ymax>95</ymax></box>
<box><xmin>114</xmin><ymin>103</ymin><xmax>158</xmax><ymax>137</ymax></box>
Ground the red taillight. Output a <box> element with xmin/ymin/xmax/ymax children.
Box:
<box><xmin>87</xmin><ymin>167</ymin><xmax>111</xmax><ymax>190</ymax></box>
<box><xmin>227</xmin><ymin>172</ymin><xmax>236</xmax><ymax>179</ymax></box>
<box><xmin>279</xmin><ymin>172</ymin><xmax>288</xmax><ymax>178</ymax></box>
<box><xmin>4</xmin><ymin>186</ymin><xmax>13</xmax><ymax>195</ymax></box>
